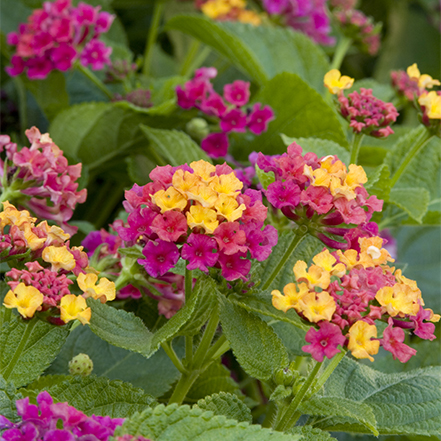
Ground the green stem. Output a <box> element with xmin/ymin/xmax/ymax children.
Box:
<box><xmin>203</xmin><ymin>334</ymin><xmax>229</xmax><ymax>364</ymax></box>
<box><xmin>193</xmin><ymin>310</ymin><xmax>219</xmax><ymax>369</ymax></box>
<box><xmin>274</xmin><ymin>361</ymin><xmax>322</xmax><ymax>432</ymax></box>
<box><xmin>142</xmin><ymin>0</ymin><xmax>165</xmax><ymax>76</ymax></box>
<box><xmin>184</xmin><ymin>46</ymin><xmax>211</xmax><ymax>77</ymax></box>
<box><xmin>185</xmin><ymin>335</ymin><xmax>193</xmax><ymax>366</ymax></box>
<box><xmin>185</xmin><ymin>268</ymin><xmax>192</xmax><ymax>302</ymax></box>
<box><xmin>331</xmin><ymin>36</ymin><xmax>352</xmax><ymax>70</ymax></box>
<box><xmin>261</xmin><ymin>228</ymin><xmax>307</xmax><ymax>291</ymax></box>
<box><xmin>180</xmin><ymin>40</ymin><xmax>201</xmax><ymax>76</ymax></box>
<box><xmin>76</xmin><ymin>63</ymin><xmax>114</xmax><ymax>100</ymax></box>
<box><xmin>349</xmin><ymin>133</ymin><xmax>364</xmax><ymax>165</ymax></box>
<box><xmin>389</xmin><ymin>130</ymin><xmax>434</xmax><ymax>188</ymax></box>
<box><xmin>0</xmin><ymin>185</ymin><xmax>22</xmax><ymax>204</ymax></box>
<box><xmin>168</xmin><ymin>371</ymin><xmax>200</xmax><ymax>405</ymax></box>
<box><xmin>161</xmin><ymin>341</ymin><xmax>187</xmax><ymax>374</ymax></box>
<box><xmin>3</xmin><ymin>318</ymin><xmax>37</xmax><ymax>381</ymax></box>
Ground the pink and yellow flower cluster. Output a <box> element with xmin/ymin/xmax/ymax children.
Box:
<box><xmin>272</xmin><ymin>235</ymin><xmax>439</xmax><ymax>363</ymax></box>
<box><xmin>0</xmin><ymin>127</ymin><xmax>87</xmax><ymax>235</ymax></box>
<box><xmin>197</xmin><ymin>0</ymin><xmax>263</xmax><ymax>26</ymax></box>
<box><xmin>117</xmin><ymin>160</ymin><xmax>277</xmax><ymax>282</ymax></box>
<box><xmin>257</xmin><ymin>142</ymin><xmax>383</xmax><ymax>250</ymax></box>
<box><xmin>1</xmin><ymin>202</ymin><xmax>115</xmax><ymax>324</ymax></box>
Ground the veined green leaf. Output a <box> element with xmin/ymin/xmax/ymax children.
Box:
<box><xmin>0</xmin><ymin>374</ymin><xmax>22</xmax><ymax>421</ymax></box>
<box><xmin>389</xmin><ymin>187</ymin><xmax>430</xmax><ymax>223</ymax></box>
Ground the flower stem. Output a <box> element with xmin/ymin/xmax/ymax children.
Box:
<box><xmin>142</xmin><ymin>0</ymin><xmax>165</xmax><ymax>76</ymax></box>
<box><xmin>349</xmin><ymin>132</ymin><xmax>364</xmax><ymax>165</ymax></box>
<box><xmin>389</xmin><ymin>130</ymin><xmax>434</xmax><ymax>188</ymax></box>
<box><xmin>180</xmin><ymin>40</ymin><xmax>201</xmax><ymax>76</ymax></box>
<box><xmin>193</xmin><ymin>310</ymin><xmax>219</xmax><ymax>369</ymax></box>
<box><xmin>76</xmin><ymin>63</ymin><xmax>114</xmax><ymax>100</ymax></box>
<box><xmin>168</xmin><ymin>370</ymin><xmax>200</xmax><ymax>405</ymax></box>
<box><xmin>331</xmin><ymin>36</ymin><xmax>352</xmax><ymax>71</ymax></box>
<box><xmin>261</xmin><ymin>228</ymin><xmax>307</xmax><ymax>291</ymax></box>
<box><xmin>161</xmin><ymin>341</ymin><xmax>188</xmax><ymax>374</ymax></box>
<box><xmin>185</xmin><ymin>268</ymin><xmax>192</xmax><ymax>302</ymax></box>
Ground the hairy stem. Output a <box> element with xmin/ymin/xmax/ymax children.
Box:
<box><xmin>142</xmin><ymin>0</ymin><xmax>165</xmax><ymax>76</ymax></box>
<box><xmin>76</xmin><ymin>63</ymin><xmax>114</xmax><ymax>99</ymax></box>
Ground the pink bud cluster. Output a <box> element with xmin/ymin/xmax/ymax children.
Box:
<box><xmin>117</xmin><ymin>161</ymin><xmax>277</xmax><ymax>283</ymax></box>
<box><xmin>257</xmin><ymin>142</ymin><xmax>383</xmax><ymax>250</ymax></box>
<box><xmin>113</xmin><ymin>89</ymin><xmax>153</xmax><ymax>109</ymax></box>
<box><xmin>0</xmin><ymin>391</ymin><xmax>124</xmax><ymax>441</ymax></box>
<box><xmin>337</xmin><ymin>88</ymin><xmax>399</xmax><ymax>137</ymax></box>
<box><xmin>176</xmin><ymin>67</ymin><xmax>274</xmax><ymax>158</ymax></box>
<box><xmin>331</xmin><ymin>6</ymin><xmax>381</xmax><ymax>55</ymax></box>
<box><xmin>105</xmin><ymin>59</ymin><xmax>138</xmax><ymax>83</ymax></box>
<box><xmin>261</xmin><ymin>0</ymin><xmax>335</xmax><ymax>45</ymax></box>
<box><xmin>0</xmin><ymin>127</ymin><xmax>87</xmax><ymax>234</ymax></box>
<box><xmin>6</xmin><ymin>0</ymin><xmax>114</xmax><ymax>80</ymax></box>
<box><xmin>390</xmin><ymin>70</ymin><xmax>422</xmax><ymax>102</ymax></box>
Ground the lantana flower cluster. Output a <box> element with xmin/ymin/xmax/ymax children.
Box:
<box><xmin>117</xmin><ymin>160</ymin><xmax>277</xmax><ymax>282</ymax></box>
<box><xmin>272</xmin><ymin>236</ymin><xmax>440</xmax><ymax>363</ymax></box>
<box><xmin>1</xmin><ymin>202</ymin><xmax>115</xmax><ymax>325</ymax></box>
<box><xmin>261</xmin><ymin>0</ymin><xmax>335</xmax><ymax>45</ymax></box>
<box><xmin>0</xmin><ymin>127</ymin><xmax>87</xmax><ymax>235</ymax></box>
<box><xmin>325</xmin><ymin>69</ymin><xmax>399</xmax><ymax>137</ymax></box>
<box><xmin>197</xmin><ymin>0</ymin><xmax>263</xmax><ymax>25</ymax></box>
<box><xmin>82</xmin><ymin>226</ymin><xmax>186</xmax><ymax>319</ymax></box>
<box><xmin>176</xmin><ymin>67</ymin><xmax>274</xmax><ymax>158</ymax></box>
<box><xmin>6</xmin><ymin>0</ymin><xmax>114</xmax><ymax>80</ymax></box>
<box><xmin>330</xmin><ymin>0</ymin><xmax>381</xmax><ymax>55</ymax></box>
<box><xmin>256</xmin><ymin>142</ymin><xmax>383</xmax><ymax>249</ymax></box>
<box><xmin>0</xmin><ymin>391</ymin><xmax>124</xmax><ymax>441</ymax></box>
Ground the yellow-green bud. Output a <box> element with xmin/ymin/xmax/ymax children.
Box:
<box><xmin>69</xmin><ymin>353</ymin><xmax>93</xmax><ymax>376</ymax></box>
<box><xmin>186</xmin><ymin>118</ymin><xmax>210</xmax><ymax>140</ymax></box>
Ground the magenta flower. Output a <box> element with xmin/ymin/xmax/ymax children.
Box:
<box><xmin>181</xmin><ymin>233</ymin><xmax>219</xmax><ymax>272</ymax></box>
<box><xmin>220</xmin><ymin>108</ymin><xmax>247</xmax><ymax>133</ymax></box>
<box><xmin>51</xmin><ymin>43</ymin><xmax>77</xmax><ymax>71</ymax></box>
<box><xmin>80</xmin><ymin>39</ymin><xmax>112</xmax><ymax>70</ymax></box>
<box><xmin>411</xmin><ymin>306</ymin><xmax>437</xmax><ymax>341</ymax></box>
<box><xmin>302</xmin><ymin>321</ymin><xmax>346</xmax><ymax>362</ymax></box>
<box><xmin>218</xmin><ymin>252</ymin><xmax>251</xmax><ymax>281</ymax></box>
<box><xmin>138</xmin><ymin>240</ymin><xmax>180</xmax><ymax>278</ymax></box>
<box><xmin>214</xmin><ymin>222</ymin><xmax>247</xmax><ymax>255</ymax></box>
<box><xmin>201</xmin><ymin>132</ymin><xmax>229</xmax><ymax>158</ymax></box>
<box><xmin>266</xmin><ymin>180</ymin><xmax>301</xmax><ymax>209</ymax></box>
<box><xmin>26</xmin><ymin>56</ymin><xmax>53</xmax><ymax>79</ymax></box>
<box><xmin>150</xmin><ymin>210</ymin><xmax>188</xmax><ymax>242</ymax></box>
<box><xmin>247</xmin><ymin>104</ymin><xmax>274</xmax><ymax>135</ymax></box>
<box><xmin>381</xmin><ymin>318</ymin><xmax>417</xmax><ymax>363</ymax></box>
<box><xmin>242</xmin><ymin>223</ymin><xmax>278</xmax><ymax>261</ymax></box>
<box><xmin>223</xmin><ymin>80</ymin><xmax>250</xmax><ymax>106</ymax></box>
<box><xmin>200</xmin><ymin>93</ymin><xmax>228</xmax><ymax>118</ymax></box>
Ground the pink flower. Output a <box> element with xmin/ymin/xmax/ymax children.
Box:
<box><xmin>220</xmin><ymin>108</ymin><xmax>247</xmax><ymax>133</ymax></box>
<box><xmin>223</xmin><ymin>80</ymin><xmax>250</xmax><ymax>106</ymax></box>
<box><xmin>247</xmin><ymin>104</ymin><xmax>274</xmax><ymax>135</ymax></box>
<box><xmin>50</xmin><ymin>43</ymin><xmax>77</xmax><ymax>71</ymax></box>
<box><xmin>200</xmin><ymin>93</ymin><xmax>228</xmax><ymax>118</ymax></box>
<box><xmin>381</xmin><ymin>318</ymin><xmax>417</xmax><ymax>363</ymax></box>
<box><xmin>201</xmin><ymin>132</ymin><xmax>229</xmax><ymax>158</ymax></box>
<box><xmin>138</xmin><ymin>240</ymin><xmax>180</xmax><ymax>278</ymax></box>
<box><xmin>214</xmin><ymin>222</ymin><xmax>247</xmax><ymax>255</ymax></box>
<box><xmin>150</xmin><ymin>210</ymin><xmax>188</xmax><ymax>242</ymax></box>
<box><xmin>80</xmin><ymin>39</ymin><xmax>112</xmax><ymax>70</ymax></box>
<box><xmin>218</xmin><ymin>252</ymin><xmax>251</xmax><ymax>281</ymax></box>
<box><xmin>181</xmin><ymin>233</ymin><xmax>219</xmax><ymax>272</ymax></box>
<box><xmin>266</xmin><ymin>180</ymin><xmax>301</xmax><ymax>209</ymax></box>
<box><xmin>302</xmin><ymin>321</ymin><xmax>346</xmax><ymax>362</ymax></box>
<box><xmin>26</xmin><ymin>56</ymin><xmax>53</xmax><ymax>79</ymax></box>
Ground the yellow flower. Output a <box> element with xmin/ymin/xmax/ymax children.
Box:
<box><xmin>190</xmin><ymin>160</ymin><xmax>216</xmax><ymax>182</ymax></box>
<box><xmin>22</xmin><ymin>222</ymin><xmax>46</xmax><ymax>251</ymax></box>
<box><xmin>312</xmin><ymin>249</ymin><xmax>346</xmax><ymax>277</ymax></box>
<box><xmin>172</xmin><ymin>169</ymin><xmax>201</xmax><ymax>196</ymax></box>
<box><xmin>187</xmin><ymin>183</ymin><xmax>218</xmax><ymax>208</ymax></box>
<box><xmin>77</xmin><ymin>273</ymin><xmax>116</xmax><ymax>302</ymax></box>
<box><xmin>37</xmin><ymin>221</ymin><xmax>70</xmax><ymax>245</ymax></box>
<box><xmin>293</xmin><ymin>260</ymin><xmax>331</xmax><ymax>290</ymax></box>
<box><xmin>151</xmin><ymin>187</ymin><xmax>188</xmax><ymax>213</ymax></box>
<box><xmin>186</xmin><ymin>205</ymin><xmax>219</xmax><ymax>234</ymax></box>
<box><xmin>336</xmin><ymin>249</ymin><xmax>372</xmax><ymax>270</ymax></box>
<box><xmin>201</xmin><ymin>0</ymin><xmax>231</xmax><ymax>19</ymax></box>
<box><xmin>42</xmin><ymin>246</ymin><xmax>76</xmax><ymax>272</ymax></box>
<box><xmin>298</xmin><ymin>290</ymin><xmax>336</xmax><ymax>323</ymax></box>
<box><xmin>425</xmin><ymin>308</ymin><xmax>441</xmax><ymax>323</ymax></box>
<box><xmin>237</xmin><ymin>10</ymin><xmax>262</xmax><ymax>25</ymax></box>
<box><xmin>271</xmin><ymin>282</ymin><xmax>309</xmax><ymax>313</ymax></box>
<box><xmin>418</xmin><ymin>91</ymin><xmax>441</xmax><ymax>119</ymax></box>
<box><xmin>3</xmin><ymin>283</ymin><xmax>44</xmax><ymax>318</ymax></box>
<box><xmin>359</xmin><ymin>236</ymin><xmax>394</xmax><ymax>266</ymax></box>
<box><xmin>210</xmin><ymin>173</ymin><xmax>243</xmax><ymax>197</ymax></box>
<box><xmin>407</xmin><ymin>63</ymin><xmax>440</xmax><ymax>89</ymax></box>
<box><xmin>375</xmin><ymin>283</ymin><xmax>420</xmax><ymax>317</ymax></box>
<box><xmin>0</xmin><ymin>202</ymin><xmax>35</xmax><ymax>229</ymax></box>
<box><xmin>324</xmin><ymin>69</ymin><xmax>354</xmax><ymax>94</ymax></box>
<box><xmin>347</xmin><ymin>321</ymin><xmax>379</xmax><ymax>362</ymax></box>
<box><xmin>60</xmin><ymin>295</ymin><xmax>91</xmax><ymax>325</ymax></box>
<box><xmin>214</xmin><ymin>194</ymin><xmax>246</xmax><ymax>222</ymax></box>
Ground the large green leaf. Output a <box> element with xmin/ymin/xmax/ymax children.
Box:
<box><xmin>219</xmin><ymin>297</ymin><xmax>288</xmax><ymax>380</ymax></box>
<box><xmin>194</xmin><ymin>392</ymin><xmax>252</xmax><ymax>423</ymax></box>
<box><xmin>0</xmin><ymin>374</ymin><xmax>22</xmax><ymax>421</ymax></box>
<box><xmin>22</xmin><ymin>374</ymin><xmax>155</xmax><ymax>418</ymax></box>
<box><xmin>231</xmin><ymin>73</ymin><xmax>347</xmax><ymax>160</ymax></box>
<box><xmin>116</xmin><ymin>403</ymin><xmax>302</xmax><ymax>440</ymax></box>
<box><xmin>388</xmin><ymin>187</ymin><xmax>430</xmax><ymax>223</ymax></box>
<box><xmin>0</xmin><ymin>314</ymin><xmax>69</xmax><ymax>387</ymax></box>
<box><xmin>165</xmin><ymin>15</ymin><xmax>329</xmax><ymax>92</ymax></box>
<box><xmin>290</xmin><ymin>425</ymin><xmax>336</xmax><ymax>440</ymax></box>
<box><xmin>314</xmin><ymin>357</ymin><xmax>441</xmax><ymax>436</ymax></box>
<box><xmin>46</xmin><ymin>325</ymin><xmax>182</xmax><ymax>398</ymax></box>
<box><xmin>140</xmin><ymin>125</ymin><xmax>211</xmax><ymax>167</ymax></box>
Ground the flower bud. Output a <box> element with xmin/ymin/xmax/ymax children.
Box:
<box><xmin>186</xmin><ymin>118</ymin><xmax>210</xmax><ymax>140</ymax></box>
<box><xmin>68</xmin><ymin>353</ymin><xmax>93</xmax><ymax>376</ymax></box>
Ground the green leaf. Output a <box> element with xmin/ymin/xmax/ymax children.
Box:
<box><xmin>116</xmin><ymin>403</ymin><xmax>302</xmax><ymax>440</ymax></box>
<box><xmin>46</xmin><ymin>325</ymin><xmax>182</xmax><ymax>398</ymax></box>
<box><xmin>231</xmin><ymin>74</ymin><xmax>347</xmax><ymax>160</ymax></box>
<box><xmin>290</xmin><ymin>425</ymin><xmax>336</xmax><ymax>441</ymax></box>
<box><xmin>186</xmin><ymin>361</ymin><xmax>243</xmax><ymax>403</ymax></box>
<box><xmin>255</xmin><ymin>166</ymin><xmax>276</xmax><ymax>190</ymax></box>
<box><xmin>0</xmin><ymin>374</ymin><xmax>22</xmax><ymax>421</ymax></box>
<box><xmin>389</xmin><ymin>187</ymin><xmax>430</xmax><ymax>223</ymax></box>
<box><xmin>23</xmin><ymin>375</ymin><xmax>155</xmax><ymax>418</ymax></box>
<box><xmin>300</xmin><ymin>397</ymin><xmax>378</xmax><ymax>436</ymax></box>
<box><xmin>281</xmin><ymin>136</ymin><xmax>350</xmax><ymax>164</ymax></box>
<box><xmin>271</xmin><ymin>321</ymin><xmax>308</xmax><ymax>358</ymax></box>
<box><xmin>140</xmin><ymin>125</ymin><xmax>211</xmax><ymax>167</ymax></box>
<box><xmin>194</xmin><ymin>392</ymin><xmax>252</xmax><ymax>423</ymax></box>
<box><xmin>365</xmin><ymin>163</ymin><xmax>391</xmax><ymax>201</ymax></box>
<box><xmin>0</xmin><ymin>314</ymin><xmax>69</xmax><ymax>387</ymax></box>
<box><xmin>315</xmin><ymin>357</ymin><xmax>441</xmax><ymax>436</ymax></box>
<box><xmin>219</xmin><ymin>297</ymin><xmax>288</xmax><ymax>380</ymax></box>
<box><xmin>166</xmin><ymin>15</ymin><xmax>329</xmax><ymax>92</ymax></box>
<box><xmin>126</xmin><ymin>153</ymin><xmax>157</xmax><ymax>185</ymax></box>
<box><xmin>22</xmin><ymin>71</ymin><xmax>69</xmax><ymax>121</ymax></box>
